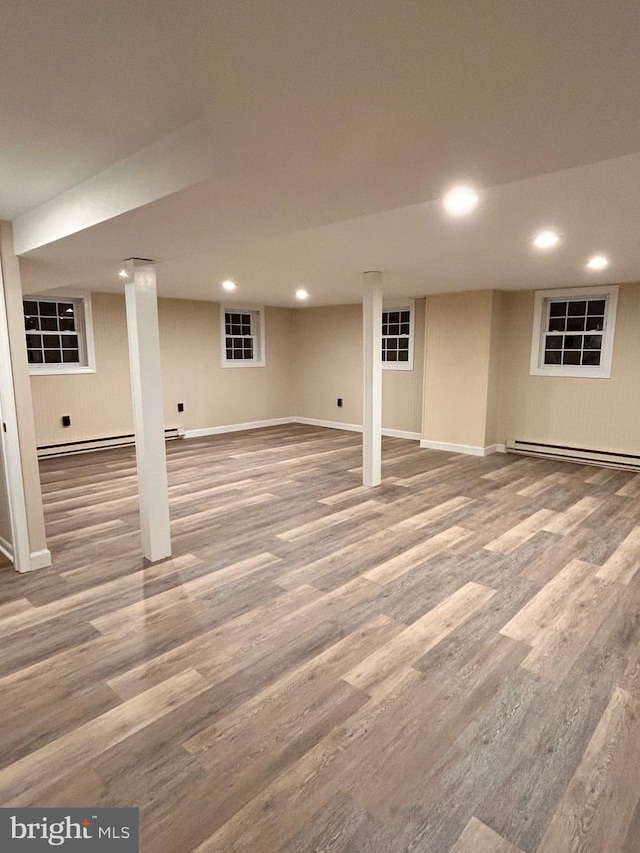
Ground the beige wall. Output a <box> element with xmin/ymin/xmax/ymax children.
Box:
<box><xmin>497</xmin><ymin>283</ymin><xmax>640</xmax><ymax>454</ymax></box>
<box><xmin>422</xmin><ymin>290</ymin><xmax>497</xmax><ymax>449</ymax></box>
<box><xmin>292</xmin><ymin>301</ymin><xmax>425</xmax><ymax>434</ymax></box>
<box><xmin>31</xmin><ymin>295</ymin><xmax>296</xmax><ymax>445</ymax></box>
<box><xmin>159</xmin><ymin>300</ymin><xmax>295</xmax><ymax>430</ymax></box>
<box><xmin>31</xmin><ymin>292</ymin><xmax>133</xmax><ymax>446</ymax></box>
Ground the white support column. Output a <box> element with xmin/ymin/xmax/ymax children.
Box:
<box><xmin>362</xmin><ymin>270</ymin><xmax>382</xmax><ymax>487</ymax></box>
<box><xmin>124</xmin><ymin>258</ymin><xmax>171</xmax><ymax>562</ymax></box>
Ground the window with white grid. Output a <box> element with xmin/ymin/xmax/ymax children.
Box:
<box><xmin>23</xmin><ymin>294</ymin><xmax>95</xmax><ymax>374</ymax></box>
<box><xmin>382</xmin><ymin>301</ymin><xmax>414</xmax><ymax>371</ymax></box>
<box><xmin>221</xmin><ymin>306</ymin><xmax>265</xmax><ymax>367</ymax></box>
<box><xmin>530</xmin><ymin>286</ymin><xmax>618</xmax><ymax>378</ymax></box>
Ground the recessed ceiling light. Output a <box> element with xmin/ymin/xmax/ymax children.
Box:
<box><xmin>442</xmin><ymin>184</ymin><xmax>480</xmax><ymax>217</ymax></box>
<box><xmin>118</xmin><ymin>268</ymin><xmax>127</xmax><ymax>278</ymax></box>
<box><xmin>586</xmin><ymin>254</ymin><xmax>609</xmax><ymax>271</ymax></box>
<box><xmin>532</xmin><ymin>229</ymin><xmax>561</xmax><ymax>250</ymax></box>
<box><xmin>295</xmin><ymin>288</ymin><xmax>309</xmax><ymax>300</ymax></box>
<box><xmin>221</xmin><ymin>279</ymin><xmax>237</xmax><ymax>291</ymax></box>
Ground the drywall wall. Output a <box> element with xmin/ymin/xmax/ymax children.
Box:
<box><xmin>30</xmin><ymin>292</ymin><xmax>133</xmax><ymax>446</ymax></box>
<box><xmin>292</xmin><ymin>300</ymin><xmax>425</xmax><ymax>434</ymax></box>
<box><xmin>497</xmin><ymin>283</ymin><xmax>640</xmax><ymax>454</ymax></box>
<box><xmin>0</xmin><ymin>435</ymin><xmax>12</xmax><ymax>555</ymax></box>
<box><xmin>158</xmin><ymin>299</ymin><xmax>295</xmax><ymax>430</ymax></box>
<box><xmin>30</xmin><ymin>294</ymin><xmax>296</xmax><ymax>444</ymax></box>
<box><xmin>422</xmin><ymin>290</ymin><xmax>496</xmax><ymax>449</ymax></box>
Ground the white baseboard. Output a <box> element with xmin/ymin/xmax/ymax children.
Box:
<box><xmin>184</xmin><ymin>417</ymin><xmax>420</xmax><ymax>442</ymax></box>
<box><xmin>293</xmin><ymin>418</ymin><xmax>420</xmax><ymax>441</ymax></box>
<box><xmin>293</xmin><ymin>416</ymin><xmax>362</xmax><ymax>433</ymax></box>
<box><xmin>0</xmin><ymin>535</ymin><xmax>13</xmax><ymax>563</ymax></box>
<box><xmin>420</xmin><ymin>439</ymin><xmax>503</xmax><ymax>457</ymax></box>
<box><xmin>184</xmin><ymin>418</ymin><xmax>295</xmax><ymax>438</ymax></box>
<box><xmin>27</xmin><ymin>548</ymin><xmax>52</xmax><ymax>572</ymax></box>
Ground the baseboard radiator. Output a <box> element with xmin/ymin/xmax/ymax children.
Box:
<box><xmin>37</xmin><ymin>427</ymin><xmax>183</xmax><ymax>459</ymax></box>
<box><xmin>506</xmin><ymin>439</ymin><xmax>640</xmax><ymax>471</ymax></box>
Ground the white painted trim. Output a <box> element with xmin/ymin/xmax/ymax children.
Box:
<box><xmin>25</xmin><ymin>291</ymin><xmax>96</xmax><ymax>375</ymax></box>
<box><xmin>419</xmin><ymin>439</ymin><xmax>502</xmax><ymax>457</ymax></box>
<box><xmin>0</xmin><ymin>535</ymin><xmax>13</xmax><ymax>562</ymax></box>
<box><xmin>381</xmin><ymin>428</ymin><xmax>421</xmax><ymax>440</ymax></box>
<box><xmin>27</xmin><ymin>547</ymin><xmax>52</xmax><ymax>572</ymax></box>
<box><xmin>184</xmin><ymin>417</ymin><xmax>420</xmax><ymax>441</ymax></box>
<box><xmin>184</xmin><ymin>418</ymin><xmax>295</xmax><ymax>438</ymax></box>
<box><xmin>382</xmin><ymin>298</ymin><xmax>415</xmax><ymax>371</ymax></box>
<box><xmin>529</xmin><ymin>285</ymin><xmax>618</xmax><ymax>379</ymax></box>
<box><xmin>220</xmin><ymin>304</ymin><xmax>266</xmax><ymax>368</ymax></box>
<box><xmin>294</xmin><ymin>417</ymin><xmax>362</xmax><ymax>433</ymax></box>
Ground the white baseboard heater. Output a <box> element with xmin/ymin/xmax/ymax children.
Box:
<box><xmin>506</xmin><ymin>439</ymin><xmax>640</xmax><ymax>471</ymax></box>
<box><xmin>37</xmin><ymin>427</ymin><xmax>183</xmax><ymax>459</ymax></box>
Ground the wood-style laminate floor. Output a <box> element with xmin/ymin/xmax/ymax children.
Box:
<box><xmin>1</xmin><ymin>424</ymin><xmax>639</xmax><ymax>852</ymax></box>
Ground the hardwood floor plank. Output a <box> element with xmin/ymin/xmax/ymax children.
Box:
<box><xmin>343</xmin><ymin>581</ymin><xmax>496</xmax><ymax>695</ymax></box>
<box><xmin>0</xmin><ymin>425</ymin><xmax>634</xmax><ymax>852</ymax></box>
<box><xmin>449</xmin><ymin>817</ymin><xmax>524</xmax><ymax>853</ymax></box>
<box><xmin>537</xmin><ymin>687</ymin><xmax>640</xmax><ymax>853</ymax></box>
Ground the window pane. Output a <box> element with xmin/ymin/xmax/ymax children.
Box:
<box><xmin>59</xmin><ymin>317</ymin><xmax>76</xmax><ymax>332</ymax></box>
<box><xmin>398</xmin><ymin>350</ymin><xmax>409</xmax><ymax>361</ymax></box>
<box><xmin>400</xmin><ymin>311</ymin><xmax>410</xmax><ymax>323</ymax></box>
<box><xmin>566</xmin><ymin>316</ymin><xmax>585</xmax><ymax>332</ymax></box>
<box><xmin>226</xmin><ymin>346</ymin><xmax>233</xmax><ymax>359</ymax></box>
<box><xmin>585</xmin><ymin>316</ymin><xmax>604</xmax><ymax>332</ymax></box>
<box><xmin>588</xmin><ymin>299</ymin><xmax>606</xmax><ymax>316</ymax></box>
<box><xmin>567</xmin><ymin>300</ymin><xmax>587</xmax><ymax>316</ymax></box>
<box><xmin>582</xmin><ymin>351</ymin><xmax>601</xmax><ymax>366</ymax></box>
<box><xmin>400</xmin><ymin>323</ymin><xmax>410</xmax><ymax>335</ymax></box>
<box><xmin>62</xmin><ymin>349</ymin><xmax>80</xmax><ymax>363</ymax></box>
<box><xmin>544</xmin><ymin>350</ymin><xmax>562</xmax><ymax>364</ymax></box>
<box><xmin>26</xmin><ymin>334</ymin><xmax>41</xmax><ymax>348</ymax></box>
<box><xmin>39</xmin><ymin>301</ymin><xmax>56</xmax><ymax>316</ymax></box>
<box><xmin>388</xmin><ymin>324</ymin><xmax>399</xmax><ymax>335</ymax></box>
<box><xmin>389</xmin><ymin>311</ymin><xmax>399</xmax><ymax>323</ymax></box>
<box><xmin>562</xmin><ymin>351</ymin><xmax>581</xmax><ymax>365</ymax></box>
<box><xmin>399</xmin><ymin>338</ymin><xmax>409</xmax><ymax>350</ymax></box>
<box><xmin>549</xmin><ymin>302</ymin><xmax>567</xmax><ymax>317</ymax></box>
<box><xmin>546</xmin><ymin>335</ymin><xmax>563</xmax><ymax>349</ymax></box>
<box><xmin>27</xmin><ymin>350</ymin><xmax>43</xmax><ymax>363</ymax></box>
<box><xmin>386</xmin><ymin>350</ymin><xmax>397</xmax><ymax>361</ymax></box>
<box><xmin>23</xmin><ymin>300</ymin><xmax>37</xmax><ymax>315</ymax></box>
<box><xmin>24</xmin><ymin>315</ymin><xmax>39</xmax><ymax>330</ymax></box>
<box><xmin>40</xmin><ymin>317</ymin><xmax>58</xmax><ymax>331</ymax></box>
<box><xmin>44</xmin><ymin>350</ymin><xmax>62</xmax><ymax>363</ymax></box>
<box><xmin>564</xmin><ymin>335</ymin><xmax>582</xmax><ymax>350</ymax></box>
<box><xmin>548</xmin><ymin>317</ymin><xmax>565</xmax><ymax>332</ymax></box>
<box><xmin>43</xmin><ymin>334</ymin><xmax>60</xmax><ymax>348</ymax></box>
<box><xmin>382</xmin><ymin>322</ymin><xmax>390</xmax><ymax>335</ymax></box>
<box><xmin>584</xmin><ymin>335</ymin><xmax>602</xmax><ymax>350</ymax></box>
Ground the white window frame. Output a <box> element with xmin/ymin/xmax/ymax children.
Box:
<box><xmin>220</xmin><ymin>304</ymin><xmax>266</xmax><ymax>368</ymax></box>
<box><xmin>382</xmin><ymin>299</ymin><xmax>414</xmax><ymax>371</ymax></box>
<box><xmin>530</xmin><ymin>285</ymin><xmax>618</xmax><ymax>379</ymax></box>
<box><xmin>24</xmin><ymin>292</ymin><xmax>96</xmax><ymax>376</ymax></box>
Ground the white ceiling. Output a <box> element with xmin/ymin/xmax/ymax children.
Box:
<box><xmin>3</xmin><ymin>0</ymin><xmax>640</xmax><ymax>305</ymax></box>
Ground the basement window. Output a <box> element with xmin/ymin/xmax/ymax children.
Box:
<box><xmin>221</xmin><ymin>306</ymin><xmax>265</xmax><ymax>367</ymax></box>
<box><xmin>530</xmin><ymin>286</ymin><xmax>618</xmax><ymax>378</ymax></box>
<box><xmin>23</xmin><ymin>294</ymin><xmax>95</xmax><ymax>375</ymax></box>
<box><xmin>382</xmin><ymin>301</ymin><xmax>414</xmax><ymax>371</ymax></box>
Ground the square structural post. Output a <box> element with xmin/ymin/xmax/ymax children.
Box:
<box><xmin>362</xmin><ymin>270</ymin><xmax>382</xmax><ymax>486</ymax></box>
<box><xmin>124</xmin><ymin>258</ymin><xmax>171</xmax><ymax>562</ymax></box>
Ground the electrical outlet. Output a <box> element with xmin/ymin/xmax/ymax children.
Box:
<box><xmin>337</xmin><ymin>398</ymin><xmax>343</xmax><ymax>407</ymax></box>
<box><xmin>177</xmin><ymin>402</ymin><xmax>184</xmax><ymax>413</ymax></box>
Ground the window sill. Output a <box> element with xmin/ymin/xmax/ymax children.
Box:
<box><xmin>221</xmin><ymin>361</ymin><xmax>265</xmax><ymax>369</ymax></box>
<box><xmin>29</xmin><ymin>366</ymin><xmax>96</xmax><ymax>376</ymax></box>
<box><xmin>529</xmin><ymin>365</ymin><xmax>611</xmax><ymax>379</ymax></box>
<box><xmin>383</xmin><ymin>362</ymin><xmax>414</xmax><ymax>372</ymax></box>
